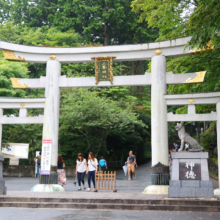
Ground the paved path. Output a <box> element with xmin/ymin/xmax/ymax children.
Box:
<box><xmin>1</xmin><ymin>208</ymin><xmax>220</xmax><ymax>220</ymax></box>
<box><xmin>4</xmin><ymin>161</ymin><xmax>218</xmax><ymax>193</ymax></box>
<box><xmin>4</xmin><ymin>162</ymin><xmax>152</xmax><ymax>193</ymax></box>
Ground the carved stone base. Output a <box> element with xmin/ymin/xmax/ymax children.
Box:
<box><xmin>40</xmin><ymin>173</ymin><xmax>58</xmax><ymax>184</ymax></box>
<box><xmin>168</xmin><ymin>152</ymin><xmax>214</xmax><ymax>198</ymax></box>
<box><xmin>151</xmin><ymin>162</ymin><xmax>170</xmax><ymax>185</ymax></box>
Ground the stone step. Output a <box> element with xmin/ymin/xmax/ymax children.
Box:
<box><xmin>0</xmin><ymin>198</ymin><xmax>220</xmax><ymax>212</ymax></box>
<box><xmin>0</xmin><ymin>197</ymin><xmax>220</xmax><ymax>207</ymax></box>
<box><xmin>0</xmin><ymin>201</ymin><xmax>219</xmax><ymax>212</ymax></box>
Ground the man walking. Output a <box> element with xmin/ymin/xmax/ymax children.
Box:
<box><xmin>34</xmin><ymin>151</ymin><xmax>41</xmax><ymax>177</ymax></box>
<box><xmin>126</xmin><ymin>151</ymin><xmax>136</xmax><ymax>180</ymax></box>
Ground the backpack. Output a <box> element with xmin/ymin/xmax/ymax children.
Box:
<box><xmin>99</xmin><ymin>159</ymin><xmax>106</xmax><ymax>168</ymax></box>
<box><xmin>37</xmin><ymin>156</ymin><xmax>41</xmax><ymax>165</ymax></box>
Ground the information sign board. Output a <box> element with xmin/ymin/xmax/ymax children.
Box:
<box><xmin>40</xmin><ymin>139</ymin><xmax>52</xmax><ymax>175</ymax></box>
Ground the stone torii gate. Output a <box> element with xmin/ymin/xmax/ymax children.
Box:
<box><xmin>0</xmin><ymin>36</ymin><xmax>207</xmax><ymax>185</ymax></box>
<box><xmin>0</xmin><ymin>97</ymin><xmax>45</xmax><ymax>194</ymax></box>
<box><xmin>165</xmin><ymin>92</ymin><xmax>220</xmax><ymax>188</ymax></box>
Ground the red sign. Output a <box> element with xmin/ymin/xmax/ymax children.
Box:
<box><xmin>43</xmin><ymin>139</ymin><xmax>52</xmax><ymax>144</ymax></box>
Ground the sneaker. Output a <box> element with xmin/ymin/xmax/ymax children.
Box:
<box><xmin>132</xmin><ymin>176</ymin><xmax>136</xmax><ymax>180</ymax></box>
<box><xmin>78</xmin><ymin>188</ymin><xmax>81</xmax><ymax>191</ymax></box>
<box><xmin>128</xmin><ymin>178</ymin><xmax>131</xmax><ymax>180</ymax></box>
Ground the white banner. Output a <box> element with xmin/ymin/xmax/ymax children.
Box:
<box><xmin>40</xmin><ymin>139</ymin><xmax>52</xmax><ymax>175</ymax></box>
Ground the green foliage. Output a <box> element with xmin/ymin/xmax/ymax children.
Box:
<box><xmin>0</xmin><ymin>1</ymin><xmax>157</xmax><ymax>166</ymax></box>
<box><xmin>0</xmin><ymin>0</ymin><xmax>158</xmax><ymax>45</ymax></box>
<box><xmin>60</xmin><ymin>88</ymin><xmax>146</xmax><ymax>158</ymax></box>
<box><xmin>200</xmin><ymin>122</ymin><xmax>217</xmax><ymax>151</ymax></box>
<box><xmin>0</xmin><ymin>52</ymin><xmax>28</xmax><ymax>97</ymax></box>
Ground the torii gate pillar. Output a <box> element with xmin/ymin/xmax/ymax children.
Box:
<box><xmin>151</xmin><ymin>54</ymin><xmax>169</xmax><ymax>184</ymax></box>
<box><xmin>42</xmin><ymin>60</ymin><xmax>61</xmax><ymax>183</ymax></box>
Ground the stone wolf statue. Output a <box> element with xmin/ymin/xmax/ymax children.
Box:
<box><xmin>175</xmin><ymin>122</ymin><xmax>204</xmax><ymax>152</ymax></box>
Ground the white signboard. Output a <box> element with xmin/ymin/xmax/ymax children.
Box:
<box><xmin>9</xmin><ymin>158</ymin><xmax>19</xmax><ymax>166</ymax></box>
<box><xmin>2</xmin><ymin>143</ymin><xmax>29</xmax><ymax>159</ymax></box>
<box><xmin>41</xmin><ymin>139</ymin><xmax>52</xmax><ymax>175</ymax></box>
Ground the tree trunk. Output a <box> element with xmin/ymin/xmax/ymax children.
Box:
<box><xmin>131</xmin><ymin>61</ymin><xmax>135</xmax><ymax>96</ymax></box>
<box><xmin>104</xmin><ymin>22</ymin><xmax>109</xmax><ymax>46</ymax></box>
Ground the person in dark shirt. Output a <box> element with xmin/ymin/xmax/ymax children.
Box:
<box><xmin>125</xmin><ymin>151</ymin><xmax>136</xmax><ymax>180</ymax></box>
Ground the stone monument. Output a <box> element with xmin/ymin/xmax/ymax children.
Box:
<box><xmin>175</xmin><ymin>123</ymin><xmax>204</xmax><ymax>152</ymax></box>
<box><xmin>169</xmin><ymin>123</ymin><xmax>214</xmax><ymax>198</ymax></box>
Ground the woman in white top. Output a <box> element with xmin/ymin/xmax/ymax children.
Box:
<box><xmin>86</xmin><ymin>152</ymin><xmax>98</xmax><ymax>191</ymax></box>
<box><xmin>75</xmin><ymin>153</ymin><xmax>87</xmax><ymax>191</ymax></box>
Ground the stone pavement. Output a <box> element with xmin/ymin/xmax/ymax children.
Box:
<box><xmin>2</xmin><ymin>161</ymin><xmax>218</xmax><ymax>200</ymax></box>
<box><xmin>1</xmin><ymin>208</ymin><xmax>220</xmax><ymax>220</ymax></box>
<box><xmin>4</xmin><ymin>162</ymin><xmax>153</xmax><ymax>193</ymax></box>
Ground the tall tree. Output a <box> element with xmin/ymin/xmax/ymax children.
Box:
<box><xmin>60</xmin><ymin>88</ymin><xmax>146</xmax><ymax>156</ymax></box>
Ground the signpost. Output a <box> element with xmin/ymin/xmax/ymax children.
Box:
<box><xmin>40</xmin><ymin>140</ymin><xmax>52</xmax><ymax>175</ymax></box>
<box><xmin>91</xmin><ymin>56</ymin><xmax>116</xmax><ymax>85</ymax></box>
<box><xmin>1</xmin><ymin>143</ymin><xmax>29</xmax><ymax>166</ymax></box>
<box><xmin>2</xmin><ymin>143</ymin><xmax>29</xmax><ymax>159</ymax></box>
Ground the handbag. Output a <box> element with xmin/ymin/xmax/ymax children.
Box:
<box><xmin>73</xmin><ymin>175</ymin><xmax>77</xmax><ymax>186</ymax></box>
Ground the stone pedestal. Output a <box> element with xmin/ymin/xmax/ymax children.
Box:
<box><xmin>31</xmin><ymin>184</ymin><xmax>65</xmax><ymax>192</ymax></box>
<box><xmin>0</xmin><ymin>155</ymin><xmax>7</xmax><ymax>195</ymax></box>
<box><xmin>168</xmin><ymin>152</ymin><xmax>214</xmax><ymax>198</ymax></box>
<box><xmin>40</xmin><ymin>173</ymin><xmax>58</xmax><ymax>184</ymax></box>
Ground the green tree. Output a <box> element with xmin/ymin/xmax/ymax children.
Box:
<box><xmin>0</xmin><ymin>52</ymin><xmax>28</xmax><ymax>97</ymax></box>
<box><xmin>60</xmin><ymin>88</ymin><xmax>146</xmax><ymax>157</ymax></box>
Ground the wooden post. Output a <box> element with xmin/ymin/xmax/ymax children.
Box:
<box><xmin>108</xmin><ymin>171</ymin><xmax>110</xmax><ymax>189</ymax></box>
<box><xmin>111</xmin><ymin>171</ymin><xmax>113</xmax><ymax>189</ymax></box>
<box><xmin>98</xmin><ymin>172</ymin><xmax>100</xmax><ymax>189</ymax></box>
<box><xmin>101</xmin><ymin>171</ymin><xmax>103</xmax><ymax>189</ymax></box>
<box><xmin>113</xmin><ymin>171</ymin><xmax>117</xmax><ymax>192</ymax></box>
<box><xmin>105</xmin><ymin>171</ymin><xmax>106</xmax><ymax>189</ymax></box>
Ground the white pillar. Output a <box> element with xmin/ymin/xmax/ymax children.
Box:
<box><xmin>43</xmin><ymin>60</ymin><xmax>61</xmax><ymax>169</ymax></box>
<box><xmin>216</xmin><ymin>102</ymin><xmax>220</xmax><ymax>188</ymax></box>
<box><xmin>151</xmin><ymin>55</ymin><xmax>168</xmax><ymax>167</ymax></box>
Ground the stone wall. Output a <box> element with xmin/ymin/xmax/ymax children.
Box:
<box><xmin>3</xmin><ymin>166</ymin><xmax>76</xmax><ymax>177</ymax></box>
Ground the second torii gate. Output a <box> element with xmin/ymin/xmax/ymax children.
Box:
<box><xmin>165</xmin><ymin>92</ymin><xmax>220</xmax><ymax>188</ymax></box>
<box><xmin>0</xmin><ymin>36</ymin><xmax>207</xmax><ymax>184</ymax></box>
